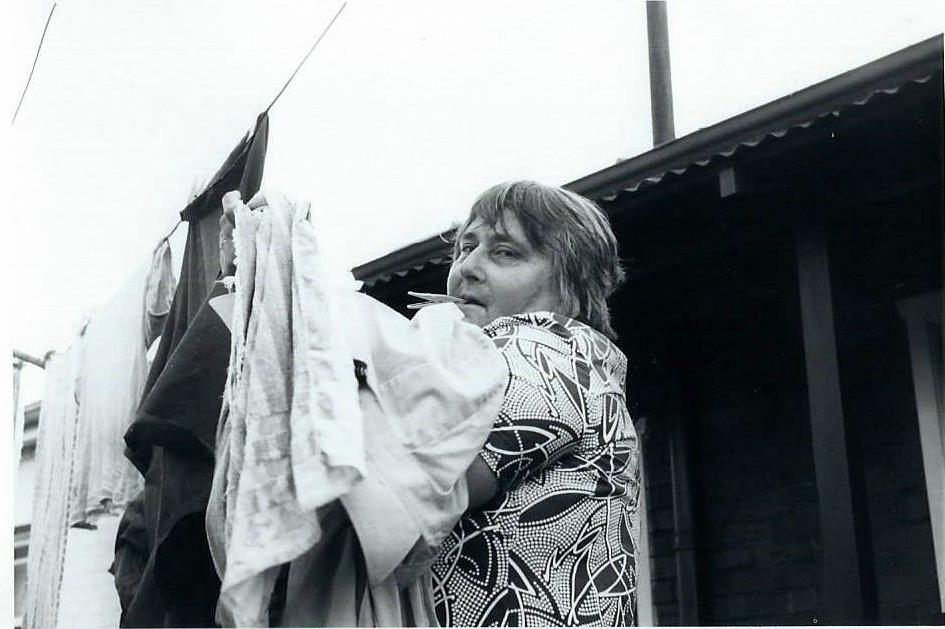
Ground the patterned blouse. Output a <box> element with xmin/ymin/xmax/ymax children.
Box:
<box><xmin>431</xmin><ymin>312</ymin><xmax>641</xmax><ymax>627</ymax></box>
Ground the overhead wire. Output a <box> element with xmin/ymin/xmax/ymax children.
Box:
<box><xmin>12</xmin><ymin>3</ymin><xmax>57</xmax><ymax>125</ymax></box>
<box><xmin>157</xmin><ymin>2</ymin><xmax>347</xmax><ymax>246</ymax></box>
<box><xmin>12</xmin><ymin>3</ymin><xmax>349</xmax><ymax>363</ymax></box>
<box><xmin>265</xmin><ymin>1</ymin><xmax>348</xmax><ymax>113</ymax></box>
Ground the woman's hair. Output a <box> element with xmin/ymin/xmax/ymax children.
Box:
<box><xmin>453</xmin><ymin>180</ymin><xmax>626</xmax><ymax>339</ymax></box>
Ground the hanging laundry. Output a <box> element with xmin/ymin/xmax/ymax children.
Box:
<box><xmin>113</xmin><ymin>111</ymin><xmax>269</xmax><ymax>628</ymax></box>
<box><xmin>24</xmin><ymin>337</ymin><xmax>86</xmax><ymax>629</ymax></box>
<box><xmin>112</xmin><ymin>282</ymin><xmax>231</xmax><ymax>626</ymax></box>
<box><xmin>69</xmin><ymin>266</ymin><xmax>146</xmax><ymax>523</ymax></box>
<box><xmin>207</xmin><ymin>192</ymin><xmax>365</xmax><ymax>626</ymax></box>
<box><xmin>67</xmin><ymin>236</ymin><xmax>177</xmax><ymax>524</ymax></box>
<box><xmin>144</xmin><ymin>239</ymin><xmax>177</xmax><ymax>349</ymax></box>
<box><xmin>25</xmin><ymin>235</ymin><xmax>178</xmax><ymax>628</ymax></box>
<box><xmin>207</xmin><ymin>191</ymin><xmax>507</xmax><ymax>627</ymax></box>
<box><xmin>142</xmin><ymin>111</ymin><xmax>269</xmax><ymax>382</ymax></box>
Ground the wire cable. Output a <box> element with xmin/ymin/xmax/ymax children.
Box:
<box><xmin>12</xmin><ymin>3</ymin><xmax>57</xmax><ymax>125</ymax></box>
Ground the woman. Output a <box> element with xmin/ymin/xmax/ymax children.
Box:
<box><xmin>432</xmin><ymin>181</ymin><xmax>640</xmax><ymax>627</ymax></box>
<box><xmin>217</xmin><ymin>180</ymin><xmax>640</xmax><ymax>626</ymax></box>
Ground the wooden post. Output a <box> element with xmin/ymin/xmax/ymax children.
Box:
<box><xmin>895</xmin><ymin>291</ymin><xmax>945</xmax><ymax>614</ymax></box>
<box><xmin>794</xmin><ymin>219</ymin><xmax>866</xmax><ymax>624</ymax></box>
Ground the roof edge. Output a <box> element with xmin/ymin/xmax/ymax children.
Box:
<box><xmin>353</xmin><ymin>231</ymin><xmax>453</xmax><ymax>284</ymax></box>
<box><xmin>352</xmin><ymin>35</ymin><xmax>943</xmax><ymax>287</ymax></box>
<box><xmin>565</xmin><ymin>35</ymin><xmax>943</xmax><ymax>199</ymax></box>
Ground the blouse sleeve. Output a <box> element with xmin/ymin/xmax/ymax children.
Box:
<box><xmin>477</xmin><ymin>315</ymin><xmax>592</xmax><ymax>492</ymax></box>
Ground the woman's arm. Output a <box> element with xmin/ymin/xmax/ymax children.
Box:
<box><xmin>469</xmin><ymin>316</ymin><xmax>591</xmax><ymax>501</ymax></box>
<box><xmin>465</xmin><ymin>457</ymin><xmax>500</xmax><ymax>509</ymax></box>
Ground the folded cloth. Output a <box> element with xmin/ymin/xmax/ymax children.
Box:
<box><xmin>207</xmin><ymin>191</ymin><xmax>505</xmax><ymax>627</ymax></box>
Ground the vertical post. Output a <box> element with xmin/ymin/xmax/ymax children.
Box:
<box><xmin>646</xmin><ymin>1</ymin><xmax>676</xmax><ymax>146</ymax></box>
<box><xmin>794</xmin><ymin>220</ymin><xmax>866</xmax><ymax>624</ymax></box>
<box><xmin>13</xmin><ymin>358</ymin><xmax>24</xmax><ymax>472</ymax></box>
<box><xmin>665</xmin><ymin>371</ymin><xmax>699</xmax><ymax>625</ymax></box>
<box><xmin>895</xmin><ymin>292</ymin><xmax>945</xmax><ymax>615</ymax></box>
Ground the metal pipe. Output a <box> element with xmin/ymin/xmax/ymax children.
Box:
<box><xmin>646</xmin><ymin>1</ymin><xmax>676</xmax><ymax>146</ymax></box>
<box><xmin>13</xmin><ymin>349</ymin><xmax>46</xmax><ymax>369</ymax></box>
<box><xmin>667</xmin><ymin>373</ymin><xmax>700</xmax><ymax>625</ymax></box>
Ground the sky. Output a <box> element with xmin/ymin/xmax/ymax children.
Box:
<box><xmin>1</xmin><ymin>0</ymin><xmax>943</xmax><ymax>408</ymax></box>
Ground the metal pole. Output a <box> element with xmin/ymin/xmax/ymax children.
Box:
<box><xmin>13</xmin><ymin>349</ymin><xmax>46</xmax><ymax>369</ymax></box>
<box><xmin>667</xmin><ymin>372</ymin><xmax>700</xmax><ymax>624</ymax></box>
<box><xmin>13</xmin><ymin>359</ymin><xmax>25</xmax><ymax>471</ymax></box>
<box><xmin>13</xmin><ymin>359</ymin><xmax>23</xmax><ymax>425</ymax></box>
<box><xmin>646</xmin><ymin>1</ymin><xmax>676</xmax><ymax>146</ymax></box>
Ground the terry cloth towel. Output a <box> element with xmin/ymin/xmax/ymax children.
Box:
<box><xmin>207</xmin><ymin>191</ymin><xmax>365</xmax><ymax>627</ymax></box>
<box><xmin>207</xmin><ymin>191</ymin><xmax>506</xmax><ymax>627</ymax></box>
<box><xmin>24</xmin><ymin>337</ymin><xmax>86</xmax><ymax>629</ymax></box>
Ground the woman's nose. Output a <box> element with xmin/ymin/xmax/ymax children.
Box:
<box><xmin>458</xmin><ymin>247</ymin><xmax>485</xmax><ymax>282</ymax></box>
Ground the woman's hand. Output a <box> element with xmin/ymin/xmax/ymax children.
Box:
<box><xmin>219</xmin><ymin>190</ymin><xmax>267</xmax><ymax>276</ymax></box>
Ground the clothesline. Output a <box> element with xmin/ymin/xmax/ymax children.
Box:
<box><xmin>159</xmin><ymin>219</ymin><xmax>183</xmax><ymax>246</ymax></box>
<box><xmin>152</xmin><ymin>3</ymin><xmax>344</xmax><ymax>258</ymax></box>
<box><xmin>264</xmin><ymin>1</ymin><xmax>347</xmax><ymax>114</ymax></box>
<box><xmin>11</xmin><ymin>3</ymin><xmax>56</xmax><ymax>125</ymax></box>
<box><xmin>12</xmin><ymin>219</ymin><xmax>174</xmax><ymax>373</ymax></box>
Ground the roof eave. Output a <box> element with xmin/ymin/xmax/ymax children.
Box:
<box><xmin>353</xmin><ymin>35</ymin><xmax>943</xmax><ymax>287</ymax></box>
<box><xmin>565</xmin><ymin>35</ymin><xmax>943</xmax><ymax>200</ymax></box>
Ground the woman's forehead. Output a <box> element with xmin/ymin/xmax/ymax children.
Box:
<box><xmin>460</xmin><ymin>211</ymin><xmax>528</xmax><ymax>243</ymax></box>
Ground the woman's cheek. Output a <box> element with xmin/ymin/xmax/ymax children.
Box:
<box><xmin>446</xmin><ymin>264</ymin><xmax>461</xmax><ymax>295</ymax></box>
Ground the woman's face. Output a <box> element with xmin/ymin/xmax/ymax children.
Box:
<box><xmin>447</xmin><ymin>211</ymin><xmax>560</xmax><ymax>328</ymax></box>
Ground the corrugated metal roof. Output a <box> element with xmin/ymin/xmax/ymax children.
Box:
<box><xmin>565</xmin><ymin>36</ymin><xmax>942</xmax><ymax>200</ymax></box>
<box><xmin>353</xmin><ymin>232</ymin><xmax>453</xmax><ymax>287</ymax></box>
<box><xmin>593</xmin><ymin>74</ymin><xmax>934</xmax><ymax>202</ymax></box>
<box><xmin>354</xmin><ymin>36</ymin><xmax>943</xmax><ymax>288</ymax></box>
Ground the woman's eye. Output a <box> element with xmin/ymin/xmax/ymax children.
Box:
<box><xmin>494</xmin><ymin>248</ymin><xmax>518</xmax><ymax>258</ymax></box>
<box><xmin>458</xmin><ymin>243</ymin><xmax>475</xmax><ymax>254</ymax></box>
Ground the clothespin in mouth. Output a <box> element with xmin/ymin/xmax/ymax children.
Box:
<box><xmin>406</xmin><ymin>291</ymin><xmax>468</xmax><ymax>310</ymax></box>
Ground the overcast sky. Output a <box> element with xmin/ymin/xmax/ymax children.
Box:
<box><xmin>2</xmin><ymin>1</ymin><xmax>943</xmax><ymax>407</ymax></box>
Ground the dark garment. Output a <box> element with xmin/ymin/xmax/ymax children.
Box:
<box><xmin>140</xmin><ymin>110</ymin><xmax>270</xmax><ymax>423</ymax></box>
<box><xmin>115</xmin><ymin>284</ymin><xmax>230</xmax><ymax>627</ymax></box>
<box><xmin>112</xmin><ymin>112</ymin><xmax>269</xmax><ymax>628</ymax></box>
